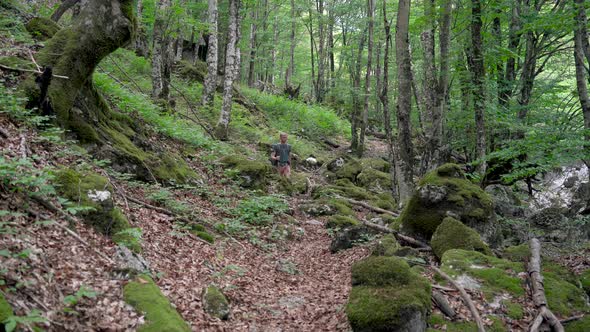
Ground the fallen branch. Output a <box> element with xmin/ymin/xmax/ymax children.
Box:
<box><xmin>0</xmin><ymin>64</ymin><xmax>69</xmax><ymax>79</ymax></box>
<box><xmin>360</xmin><ymin>219</ymin><xmax>432</xmax><ymax>250</ymax></box>
<box><xmin>30</xmin><ymin>195</ymin><xmax>114</xmax><ymax>264</ymax></box>
<box><xmin>560</xmin><ymin>315</ymin><xmax>584</xmax><ymax>325</ymax></box>
<box><xmin>528</xmin><ymin>238</ymin><xmax>564</xmax><ymax>332</ymax></box>
<box><xmin>432</xmin><ymin>284</ymin><xmax>455</xmax><ymax>292</ymax></box>
<box><xmin>432</xmin><ymin>290</ymin><xmax>456</xmax><ymax>319</ymax></box>
<box><xmin>124</xmin><ymin>195</ymin><xmax>213</xmax><ymax>246</ymax></box>
<box><xmin>432</xmin><ymin>266</ymin><xmax>485</xmax><ymax>332</ymax></box>
<box><xmin>339</xmin><ymin>197</ymin><xmax>400</xmax><ymax>217</ymax></box>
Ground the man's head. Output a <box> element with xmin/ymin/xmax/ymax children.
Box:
<box><xmin>280</xmin><ymin>132</ymin><xmax>288</xmax><ymax>144</ymax></box>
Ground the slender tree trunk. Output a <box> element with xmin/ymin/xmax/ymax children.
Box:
<box><xmin>358</xmin><ymin>0</ymin><xmax>375</xmax><ymax>157</ymax></box>
<box><xmin>469</xmin><ymin>0</ymin><xmax>486</xmax><ymax>173</ymax></box>
<box><xmin>351</xmin><ymin>31</ymin><xmax>367</xmax><ymax>151</ymax></box>
<box><xmin>381</xmin><ymin>0</ymin><xmax>398</xmax><ymax>199</ymax></box>
<box><xmin>492</xmin><ymin>11</ymin><xmax>504</xmax><ymax>107</ymax></box>
<box><xmin>201</xmin><ymin>0</ymin><xmax>219</xmax><ymax>108</ymax></box>
<box><xmin>517</xmin><ymin>30</ymin><xmax>537</xmax><ymax>121</ymax></box>
<box><xmin>216</xmin><ymin>0</ymin><xmax>241</xmax><ymax>140</ymax></box>
<box><xmin>574</xmin><ymin>0</ymin><xmax>590</xmax><ymax>161</ymax></box>
<box><xmin>316</xmin><ymin>0</ymin><xmax>326</xmax><ymax>103</ymax></box>
<box><xmin>419</xmin><ymin>0</ymin><xmax>437</xmax><ymax>174</ymax></box>
<box><xmin>286</xmin><ymin>0</ymin><xmax>296</xmax><ymax>87</ymax></box>
<box><xmin>308</xmin><ymin>9</ymin><xmax>317</xmax><ymax>100</ymax></box>
<box><xmin>151</xmin><ymin>0</ymin><xmax>170</xmax><ymax>101</ymax></box>
<box><xmin>328</xmin><ymin>4</ymin><xmax>335</xmax><ymax>89</ymax></box>
<box><xmin>51</xmin><ymin>0</ymin><xmax>80</xmax><ymax>22</ymax></box>
<box><xmin>502</xmin><ymin>0</ymin><xmax>521</xmax><ymax>106</ymax></box>
<box><xmin>395</xmin><ymin>0</ymin><xmax>415</xmax><ymax>202</ymax></box>
<box><xmin>374</xmin><ymin>40</ymin><xmax>382</xmax><ymax>120</ymax></box>
<box><xmin>134</xmin><ymin>0</ymin><xmax>149</xmax><ymax>57</ymax></box>
<box><xmin>247</xmin><ymin>7</ymin><xmax>258</xmax><ymax>88</ymax></box>
<box><xmin>269</xmin><ymin>19</ymin><xmax>279</xmax><ymax>85</ymax></box>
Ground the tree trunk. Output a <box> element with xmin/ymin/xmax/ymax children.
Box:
<box><xmin>51</xmin><ymin>0</ymin><xmax>80</xmax><ymax>22</ymax></box>
<box><xmin>151</xmin><ymin>0</ymin><xmax>170</xmax><ymax>101</ymax></box>
<box><xmin>328</xmin><ymin>4</ymin><xmax>335</xmax><ymax>89</ymax></box>
<box><xmin>380</xmin><ymin>0</ymin><xmax>397</xmax><ymax>199</ymax></box>
<box><xmin>574</xmin><ymin>0</ymin><xmax>590</xmax><ymax>160</ymax></box>
<box><xmin>134</xmin><ymin>0</ymin><xmax>149</xmax><ymax>57</ymax></box>
<box><xmin>216</xmin><ymin>0</ymin><xmax>241</xmax><ymax>140</ymax></box>
<box><xmin>247</xmin><ymin>7</ymin><xmax>258</xmax><ymax>88</ymax></box>
<box><xmin>469</xmin><ymin>0</ymin><xmax>486</xmax><ymax>173</ymax></box>
<box><xmin>351</xmin><ymin>31</ymin><xmax>366</xmax><ymax>152</ymax></box>
<box><xmin>502</xmin><ymin>0</ymin><xmax>521</xmax><ymax>106</ymax></box>
<box><xmin>395</xmin><ymin>0</ymin><xmax>415</xmax><ymax>202</ymax></box>
<box><xmin>286</xmin><ymin>0</ymin><xmax>296</xmax><ymax>87</ymax></box>
<box><xmin>201</xmin><ymin>0</ymin><xmax>219</xmax><ymax>108</ymax></box>
<box><xmin>316</xmin><ymin>0</ymin><xmax>326</xmax><ymax>103</ymax></box>
<box><xmin>358</xmin><ymin>0</ymin><xmax>375</xmax><ymax>157</ymax></box>
<box><xmin>269</xmin><ymin>19</ymin><xmax>279</xmax><ymax>85</ymax></box>
<box><xmin>308</xmin><ymin>9</ymin><xmax>317</xmax><ymax>100</ymax></box>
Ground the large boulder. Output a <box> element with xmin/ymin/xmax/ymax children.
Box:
<box><xmin>399</xmin><ymin>164</ymin><xmax>495</xmax><ymax>241</ymax></box>
<box><xmin>219</xmin><ymin>155</ymin><xmax>272</xmax><ymax>190</ymax></box>
<box><xmin>346</xmin><ymin>256</ymin><xmax>430</xmax><ymax>332</ymax></box>
<box><xmin>431</xmin><ymin>217</ymin><xmax>491</xmax><ymax>259</ymax></box>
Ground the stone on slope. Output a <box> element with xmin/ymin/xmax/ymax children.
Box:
<box><xmin>399</xmin><ymin>163</ymin><xmax>495</xmax><ymax>242</ymax></box>
<box><xmin>346</xmin><ymin>256</ymin><xmax>431</xmax><ymax>332</ymax></box>
<box><xmin>431</xmin><ymin>217</ymin><xmax>491</xmax><ymax>259</ymax></box>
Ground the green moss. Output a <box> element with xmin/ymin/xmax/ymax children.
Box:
<box><xmin>278</xmin><ymin>172</ymin><xmax>307</xmax><ymax>195</ymax></box>
<box><xmin>190</xmin><ymin>224</ymin><xmax>206</xmax><ymax>233</ymax></box>
<box><xmin>53</xmin><ymin>168</ymin><xmax>137</xmax><ymax>250</ymax></box>
<box><xmin>177</xmin><ymin>60</ymin><xmax>207</xmax><ymax>82</ymax></box>
<box><xmin>580</xmin><ymin>269</ymin><xmax>590</xmax><ymax>296</ymax></box>
<box><xmin>502</xmin><ymin>244</ymin><xmax>530</xmax><ymax>262</ymax></box>
<box><xmin>544</xmin><ymin>271</ymin><xmax>588</xmax><ymax>316</ymax></box>
<box><xmin>321</xmin><ymin>184</ymin><xmax>373</xmax><ymax>201</ymax></box>
<box><xmin>400</xmin><ymin>164</ymin><xmax>493</xmax><ymax>239</ymax></box>
<box><xmin>503</xmin><ymin>300</ymin><xmax>523</xmax><ymax>319</ymax></box>
<box><xmin>357</xmin><ymin>168</ymin><xmax>391</xmax><ymax>191</ymax></box>
<box><xmin>351</xmin><ymin>256</ymin><xmax>413</xmax><ymax>287</ymax></box>
<box><xmin>431</xmin><ymin>217</ymin><xmax>491</xmax><ymax>259</ymax></box>
<box><xmin>334</xmin><ymin>159</ymin><xmax>362</xmax><ymax>180</ymax></box>
<box><xmin>152</xmin><ymin>153</ymin><xmax>196</xmax><ymax>184</ymax></box>
<box><xmin>372</xmin><ymin>235</ymin><xmax>400</xmax><ymax>257</ymax></box>
<box><xmin>123</xmin><ymin>275</ymin><xmax>190</xmax><ymax>332</ymax></box>
<box><xmin>346</xmin><ymin>278</ymin><xmax>431</xmax><ymax>331</ymax></box>
<box><xmin>194</xmin><ymin>231</ymin><xmax>214</xmax><ymax>244</ymax></box>
<box><xmin>0</xmin><ymin>292</ymin><xmax>13</xmax><ymax>324</ymax></box>
<box><xmin>326</xmin><ymin>215</ymin><xmax>360</xmax><ymax>229</ymax></box>
<box><xmin>0</xmin><ymin>56</ymin><xmax>36</xmax><ymax>70</ymax></box>
<box><xmin>220</xmin><ymin>155</ymin><xmax>271</xmax><ymax>189</ymax></box>
<box><xmin>564</xmin><ymin>316</ymin><xmax>590</xmax><ymax>332</ymax></box>
<box><xmin>25</xmin><ymin>17</ymin><xmax>60</xmax><ymax>40</ymax></box>
<box><xmin>202</xmin><ymin>285</ymin><xmax>230</xmax><ymax>320</ymax></box>
<box><xmin>327</xmin><ymin>199</ymin><xmax>354</xmax><ymax>216</ymax></box>
<box><xmin>441</xmin><ymin>249</ymin><xmax>525</xmax><ymax>298</ymax></box>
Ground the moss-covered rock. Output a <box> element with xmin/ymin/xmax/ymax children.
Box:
<box><xmin>352</xmin><ymin>256</ymin><xmax>413</xmax><ymax>287</ymax></box>
<box><xmin>431</xmin><ymin>217</ymin><xmax>491</xmax><ymax>259</ymax></box>
<box><xmin>202</xmin><ymin>285</ymin><xmax>230</xmax><ymax>320</ymax></box>
<box><xmin>220</xmin><ymin>155</ymin><xmax>271</xmax><ymax>190</ymax></box>
<box><xmin>372</xmin><ymin>235</ymin><xmax>400</xmax><ymax>257</ymax></box>
<box><xmin>347</xmin><ymin>256</ymin><xmax>431</xmax><ymax>332</ymax></box>
<box><xmin>334</xmin><ymin>158</ymin><xmax>362</xmax><ymax>180</ymax></box>
<box><xmin>360</xmin><ymin>158</ymin><xmax>390</xmax><ymax>173</ymax></box>
<box><xmin>193</xmin><ymin>231</ymin><xmax>214</xmax><ymax>244</ymax></box>
<box><xmin>400</xmin><ymin>163</ymin><xmax>495</xmax><ymax>241</ymax></box>
<box><xmin>357</xmin><ymin>168</ymin><xmax>392</xmax><ymax>192</ymax></box>
<box><xmin>124</xmin><ymin>275</ymin><xmax>191</xmax><ymax>331</ymax></box>
<box><xmin>177</xmin><ymin>60</ymin><xmax>207</xmax><ymax>83</ymax></box>
<box><xmin>25</xmin><ymin>17</ymin><xmax>60</xmax><ymax>40</ymax></box>
<box><xmin>53</xmin><ymin>168</ymin><xmax>140</xmax><ymax>252</ymax></box>
<box><xmin>299</xmin><ymin>198</ymin><xmax>354</xmax><ymax>217</ymax></box>
<box><xmin>0</xmin><ymin>292</ymin><xmax>13</xmax><ymax>326</ymax></box>
<box><xmin>326</xmin><ymin>215</ymin><xmax>360</xmax><ymax>229</ymax></box>
<box><xmin>278</xmin><ymin>172</ymin><xmax>307</xmax><ymax>195</ymax></box>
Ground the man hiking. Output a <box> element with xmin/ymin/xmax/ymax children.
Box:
<box><xmin>271</xmin><ymin>133</ymin><xmax>291</xmax><ymax>177</ymax></box>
